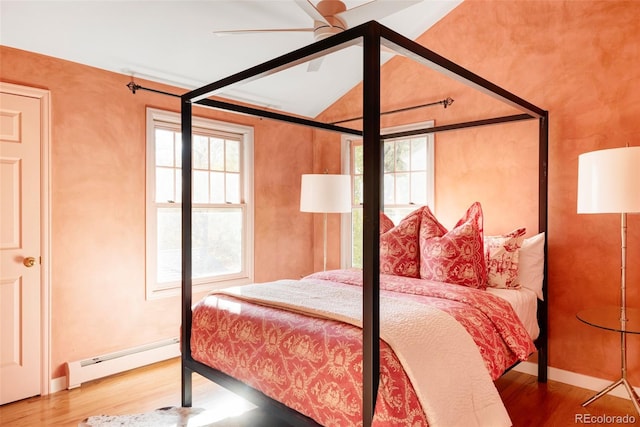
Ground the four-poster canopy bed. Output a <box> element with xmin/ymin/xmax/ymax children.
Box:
<box><xmin>178</xmin><ymin>20</ymin><xmax>548</xmax><ymax>426</ymax></box>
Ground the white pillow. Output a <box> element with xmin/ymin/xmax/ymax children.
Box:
<box><xmin>517</xmin><ymin>232</ymin><xmax>545</xmax><ymax>300</ymax></box>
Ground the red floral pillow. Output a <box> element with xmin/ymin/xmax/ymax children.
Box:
<box><xmin>419</xmin><ymin>202</ymin><xmax>487</xmax><ymax>289</ymax></box>
<box><xmin>484</xmin><ymin>228</ymin><xmax>526</xmax><ymax>289</ymax></box>
<box><xmin>379</xmin><ymin>207</ymin><xmax>424</xmax><ymax>278</ymax></box>
<box><xmin>380</xmin><ymin>211</ymin><xmax>395</xmax><ymax>234</ymax></box>
<box><xmin>419</xmin><ymin>205</ymin><xmax>448</xmax><ymax>239</ymax></box>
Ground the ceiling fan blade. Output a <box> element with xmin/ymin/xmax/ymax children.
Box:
<box><xmin>294</xmin><ymin>0</ymin><xmax>332</xmax><ymax>26</ymax></box>
<box><xmin>336</xmin><ymin>0</ymin><xmax>422</xmax><ymax>28</ymax></box>
<box><xmin>213</xmin><ymin>28</ymin><xmax>314</xmax><ymax>36</ymax></box>
<box><xmin>307</xmin><ymin>56</ymin><xmax>324</xmax><ymax>72</ymax></box>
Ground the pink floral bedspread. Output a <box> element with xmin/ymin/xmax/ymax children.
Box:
<box><xmin>310</xmin><ymin>269</ymin><xmax>536</xmax><ymax>379</ymax></box>
<box><xmin>190</xmin><ymin>269</ymin><xmax>535</xmax><ymax>426</ymax></box>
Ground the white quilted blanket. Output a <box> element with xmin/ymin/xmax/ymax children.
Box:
<box><xmin>217</xmin><ymin>279</ymin><xmax>511</xmax><ymax>427</ymax></box>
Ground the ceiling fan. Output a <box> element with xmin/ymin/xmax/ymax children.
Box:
<box><xmin>213</xmin><ymin>0</ymin><xmax>422</xmax><ymax>71</ymax></box>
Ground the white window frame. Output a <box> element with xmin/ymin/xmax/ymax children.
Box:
<box><xmin>340</xmin><ymin>120</ymin><xmax>435</xmax><ymax>267</ymax></box>
<box><xmin>145</xmin><ymin>107</ymin><xmax>254</xmax><ymax>299</ymax></box>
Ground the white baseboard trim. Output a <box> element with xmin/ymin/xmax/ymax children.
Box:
<box><xmin>47</xmin><ymin>338</ymin><xmax>180</xmax><ymax>393</ymax></box>
<box><xmin>514</xmin><ymin>361</ymin><xmax>640</xmax><ymax>401</ymax></box>
<box><xmin>50</xmin><ymin>376</ymin><xmax>67</xmax><ymax>394</ymax></box>
<box><xmin>66</xmin><ymin>339</ymin><xmax>180</xmax><ymax>389</ymax></box>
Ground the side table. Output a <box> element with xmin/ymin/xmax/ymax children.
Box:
<box><xmin>577</xmin><ymin>306</ymin><xmax>640</xmax><ymax>414</ymax></box>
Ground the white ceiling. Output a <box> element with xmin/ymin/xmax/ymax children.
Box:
<box><xmin>0</xmin><ymin>0</ymin><xmax>462</xmax><ymax>117</ymax></box>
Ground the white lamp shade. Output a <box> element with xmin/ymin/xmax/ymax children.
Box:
<box><xmin>300</xmin><ymin>174</ymin><xmax>352</xmax><ymax>213</ymax></box>
<box><xmin>577</xmin><ymin>146</ymin><xmax>640</xmax><ymax>214</ymax></box>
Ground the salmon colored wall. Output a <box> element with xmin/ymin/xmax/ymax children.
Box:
<box><xmin>318</xmin><ymin>0</ymin><xmax>640</xmax><ymax>385</ymax></box>
<box><xmin>3</xmin><ymin>0</ymin><xmax>639</xmax><ymax>389</ymax></box>
<box><xmin>423</xmin><ymin>0</ymin><xmax>640</xmax><ymax>387</ymax></box>
<box><xmin>0</xmin><ymin>46</ymin><xmax>316</xmax><ymax>379</ymax></box>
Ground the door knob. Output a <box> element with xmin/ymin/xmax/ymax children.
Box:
<box><xmin>23</xmin><ymin>257</ymin><xmax>36</xmax><ymax>267</ymax></box>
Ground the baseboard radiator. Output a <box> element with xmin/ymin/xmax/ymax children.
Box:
<box><xmin>65</xmin><ymin>337</ymin><xmax>180</xmax><ymax>389</ymax></box>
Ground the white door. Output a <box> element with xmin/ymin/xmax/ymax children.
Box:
<box><xmin>0</xmin><ymin>84</ymin><xmax>46</xmax><ymax>404</ymax></box>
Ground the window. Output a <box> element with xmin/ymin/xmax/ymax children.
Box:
<box><xmin>146</xmin><ymin>108</ymin><xmax>254</xmax><ymax>299</ymax></box>
<box><xmin>343</xmin><ymin>121</ymin><xmax>434</xmax><ymax>268</ymax></box>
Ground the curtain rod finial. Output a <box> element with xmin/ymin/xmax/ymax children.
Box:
<box><xmin>126</xmin><ymin>80</ymin><xmax>140</xmax><ymax>95</ymax></box>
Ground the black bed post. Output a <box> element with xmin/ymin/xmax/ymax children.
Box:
<box><xmin>181</xmin><ymin>98</ymin><xmax>194</xmax><ymax>406</ymax></box>
<box><xmin>361</xmin><ymin>21</ymin><xmax>382</xmax><ymax>427</ymax></box>
<box><xmin>537</xmin><ymin>112</ymin><xmax>549</xmax><ymax>383</ymax></box>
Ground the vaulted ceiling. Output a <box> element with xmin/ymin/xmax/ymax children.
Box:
<box><xmin>0</xmin><ymin>0</ymin><xmax>461</xmax><ymax>117</ymax></box>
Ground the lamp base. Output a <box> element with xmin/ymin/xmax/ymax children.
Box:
<box><xmin>582</xmin><ymin>377</ymin><xmax>640</xmax><ymax>415</ymax></box>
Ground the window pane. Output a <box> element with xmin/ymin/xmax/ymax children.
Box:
<box><xmin>193</xmin><ymin>170</ymin><xmax>209</xmax><ymax>203</ymax></box>
<box><xmin>383</xmin><ymin>141</ymin><xmax>395</xmax><ymax>173</ymax></box>
<box><xmin>384</xmin><ymin>174</ymin><xmax>394</xmax><ymax>204</ymax></box>
<box><xmin>385</xmin><ymin>207</ymin><xmax>416</xmax><ymax>224</ymax></box>
<box><xmin>353</xmin><ymin>175</ymin><xmax>363</xmax><ymax>205</ymax></box>
<box><xmin>157</xmin><ymin>207</ymin><xmax>244</xmax><ymax>283</ymax></box>
<box><xmin>156</xmin><ymin>130</ymin><xmax>175</xmax><ymax>167</ymax></box>
<box><xmin>175</xmin><ymin>172</ymin><xmax>182</xmax><ymax>202</ymax></box>
<box><xmin>175</xmin><ymin>133</ymin><xmax>182</xmax><ymax>166</ymax></box>
<box><xmin>156</xmin><ymin>167</ymin><xmax>175</xmax><ymax>202</ymax></box>
<box><xmin>193</xmin><ymin>208</ymin><xmax>243</xmax><ymax>278</ymax></box>
<box><xmin>193</xmin><ymin>135</ymin><xmax>209</xmax><ymax>169</ymax></box>
<box><xmin>396</xmin><ymin>173</ymin><xmax>410</xmax><ymax>204</ymax></box>
<box><xmin>395</xmin><ymin>140</ymin><xmax>410</xmax><ymax>172</ymax></box>
<box><xmin>411</xmin><ymin>172</ymin><xmax>427</xmax><ymax>204</ymax></box>
<box><xmin>226</xmin><ymin>140</ymin><xmax>240</xmax><ymax>172</ymax></box>
<box><xmin>349</xmin><ymin>127</ymin><xmax>432</xmax><ymax>270</ymax></box>
<box><xmin>211</xmin><ymin>138</ymin><xmax>225</xmax><ymax>171</ymax></box>
<box><xmin>353</xmin><ymin>144</ymin><xmax>363</xmax><ymax>175</ymax></box>
<box><xmin>351</xmin><ymin>207</ymin><xmax>363</xmax><ymax>268</ymax></box>
<box><xmin>149</xmin><ymin>109</ymin><xmax>252</xmax><ymax>296</ymax></box>
<box><xmin>211</xmin><ymin>172</ymin><xmax>225</xmax><ymax>203</ymax></box>
<box><xmin>226</xmin><ymin>172</ymin><xmax>240</xmax><ymax>203</ymax></box>
<box><xmin>157</xmin><ymin>207</ymin><xmax>181</xmax><ymax>284</ymax></box>
<box><xmin>411</xmin><ymin>137</ymin><xmax>427</xmax><ymax>170</ymax></box>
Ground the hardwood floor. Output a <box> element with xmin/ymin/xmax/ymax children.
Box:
<box><xmin>495</xmin><ymin>370</ymin><xmax>638</xmax><ymax>426</ymax></box>
<box><xmin>1</xmin><ymin>358</ymin><xmax>637</xmax><ymax>426</ymax></box>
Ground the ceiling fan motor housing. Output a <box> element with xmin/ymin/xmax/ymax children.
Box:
<box><xmin>313</xmin><ymin>22</ymin><xmax>344</xmax><ymax>40</ymax></box>
<box><xmin>313</xmin><ymin>0</ymin><xmax>347</xmax><ymax>40</ymax></box>
<box><xmin>316</xmin><ymin>0</ymin><xmax>347</xmax><ymax>17</ymax></box>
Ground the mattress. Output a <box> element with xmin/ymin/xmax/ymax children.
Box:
<box><xmin>486</xmin><ymin>287</ymin><xmax>540</xmax><ymax>340</ymax></box>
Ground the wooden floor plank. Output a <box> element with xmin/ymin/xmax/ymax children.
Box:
<box><xmin>1</xmin><ymin>358</ymin><xmax>638</xmax><ymax>426</ymax></box>
<box><xmin>495</xmin><ymin>370</ymin><xmax>638</xmax><ymax>426</ymax></box>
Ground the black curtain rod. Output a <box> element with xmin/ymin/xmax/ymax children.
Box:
<box><xmin>127</xmin><ymin>80</ymin><xmax>454</xmax><ymax>126</ymax></box>
<box><xmin>330</xmin><ymin>97</ymin><xmax>454</xmax><ymax>125</ymax></box>
<box><xmin>126</xmin><ymin>81</ymin><xmax>181</xmax><ymax>98</ymax></box>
